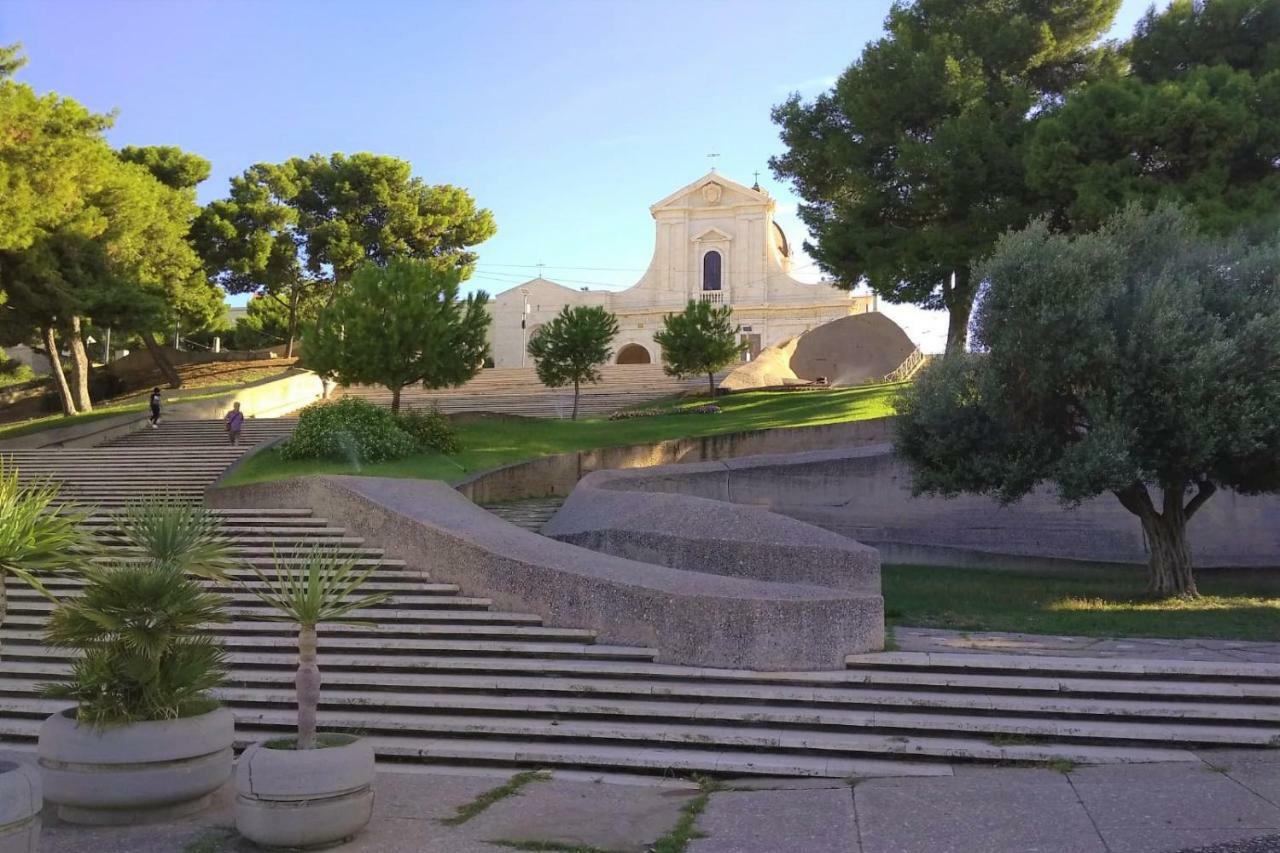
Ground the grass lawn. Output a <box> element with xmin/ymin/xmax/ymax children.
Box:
<box><xmin>884</xmin><ymin>564</ymin><xmax>1280</xmax><ymax>642</ymax></box>
<box><xmin>224</xmin><ymin>383</ymin><xmax>903</xmax><ymax>486</ymax></box>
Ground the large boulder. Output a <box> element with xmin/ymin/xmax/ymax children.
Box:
<box><xmin>722</xmin><ymin>312</ymin><xmax>917</xmax><ymax>390</ymax></box>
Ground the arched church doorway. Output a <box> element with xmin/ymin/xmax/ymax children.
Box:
<box><xmin>616</xmin><ymin>344</ymin><xmax>651</xmax><ymax>364</ymax></box>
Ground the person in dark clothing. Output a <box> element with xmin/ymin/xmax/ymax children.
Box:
<box><xmin>225</xmin><ymin>401</ymin><xmax>244</xmax><ymax>445</ymax></box>
<box><xmin>149</xmin><ymin>388</ymin><xmax>162</xmax><ymax>428</ymax></box>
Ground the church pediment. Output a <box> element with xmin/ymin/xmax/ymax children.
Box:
<box><xmin>649</xmin><ymin>171</ymin><xmax>771</xmax><ymax>214</ymax></box>
<box><xmin>691</xmin><ymin>227</ymin><xmax>733</xmax><ymax>243</ymax></box>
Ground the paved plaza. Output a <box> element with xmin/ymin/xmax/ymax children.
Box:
<box><xmin>13</xmin><ymin>747</ymin><xmax>1280</xmax><ymax>853</ymax></box>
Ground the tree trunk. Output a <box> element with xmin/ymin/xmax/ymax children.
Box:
<box><xmin>41</xmin><ymin>326</ymin><xmax>77</xmax><ymax>416</ymax></box>
<box><xmin>285</xmin><ymin>288</ymin><xmax>299</xmax><ymax>359</ymax></box>
<box><xmin>943</xmin><ymin>268</ymin><xmax>975</xmax><ymax>355</ymax></box>
<box><xmin>66</xmin><ymin>316</ymin><xmax>93</xmax><ymax>412</ymax></box>
<box><xmin>572</xmin><ymin>379</ymin><xmax>580</xmax><ymax>421</ymax></box>
<box><xmin>140</xmin><ymin>331</ymin><xmax>182</xmax><ymax>388</ymax></box>
<box><xmin>390</xmin><ymin>385</ymin><xmax>402</xmax><ymax>415</ymax></box>
<box><xmin>1140</xmin><ymin>511</ymin><xmax>1197</xmax><ymax>597</ymax></box>
<box><xmin>1113</xmin><ymin>480</ymin><xmax>1216</xmax><ymax>598</ymax></box>
<box><xmin>707</xmin><ymin>371</ymin><xmax>716</xmax><ymax>400</ymax></box>
<box><xmin>295</xmin><ymin>624</ymin><xmax>320</xmax><ymax>750</ymax></box>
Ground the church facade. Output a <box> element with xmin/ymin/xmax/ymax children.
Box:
<box><xmin>486</xmin><ymin>172</ymin><xmax>876</xmax><ymax>368</ymax></box>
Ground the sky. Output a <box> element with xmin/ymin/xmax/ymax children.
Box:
<box><xmin>2</xmin><ymin>0</ymin><xmax>1158</xmax><ymax>353</ymax></box>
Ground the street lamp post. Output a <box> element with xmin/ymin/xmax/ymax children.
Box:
<box><xmin>520</xmin><ymin>289</ymin><xmax>531</xmax><ymax>367</ymax></box>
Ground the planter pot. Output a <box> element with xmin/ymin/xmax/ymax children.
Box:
<box><xmin>236</xmin><ymin>736</ymin><xmax>375</xmax><ymax>850</ymax></box>
<box><xmin>37</xmin><ymin>705</ymin><xmax>234</xmax><ymax>825</ymax></box>
<box><xmin>0</xmin><ymin>761</ymin><xmax>40</xmax><ymax>853</ymax></box>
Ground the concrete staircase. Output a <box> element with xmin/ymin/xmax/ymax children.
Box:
<box><xmin>340</xmin><ymin>365</ymin><xmax>723</xmax><ymax>418</ymax></box>
<box><xmin>2</xmin><ymin>420</ymin><xmax>1278</xmax><ymax>778</ymax></box>
<box><xmin>106</xmin><ymin>418</ymin><xmax>297</xmax><ymax>448</ymax></box>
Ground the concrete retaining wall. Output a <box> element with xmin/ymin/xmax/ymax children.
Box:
<box><xmin>454</xmin><ymin>416</ymin><xmax>894</xmax><ymax>503</ymax></box>
<box><xmin>568</xmin><ymin>445</ymin><xmax>1280</xmax><ymax>570</ymax></box>
<box><xmin>0</xmin><ymin>369</ymin><xmax>323</xmax><ymax>449</ymax></box>
<box><xmin>209</xmin><ymin>475</ymin><xmax>884</xmax><ymax>669</ymax></box>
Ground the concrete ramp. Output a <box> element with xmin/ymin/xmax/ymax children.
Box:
<box><xmin>722</xmin><ymin>312</ymin><xmax>918</xmax><ymax>390</ymax></box>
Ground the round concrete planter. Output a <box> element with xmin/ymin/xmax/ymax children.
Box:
<box><xmin>0</xmin><ymin>761</ymin><xmax>41</xmax><ymax>853</ymax></box>
<box><xmin>37</xmin><ymin>705</ymin><xmax>234</xmax><ymax>825</ymax></box>
<box><xmin>235</xmin><ymin>736</ymin><xmax>375</xmax><ymax>849</ymax></box>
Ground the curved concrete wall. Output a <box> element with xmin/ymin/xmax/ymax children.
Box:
<box><xmin>561</xmin><ymin>445</ymin><xmax>1280</xmax><ymax>570</ymax></box>
<box><xmin>454</xmin><ymin>416</ymin><xmax>894</xmax><ymax>503</ymax></box>
<box><xmin>209</xmin><ymin>475</ymin><xmax>884</xmax><ymax>670</ymax></box>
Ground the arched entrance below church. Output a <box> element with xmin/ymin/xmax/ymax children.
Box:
<box><xmin>616</xmin><ymin>344</ymin><xmax>652</xmax><ymax>364</ymax></box>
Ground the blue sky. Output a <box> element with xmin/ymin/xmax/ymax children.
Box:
<box><xmin>2</xmin><ymin>0</ymin><xmax>1157</xmax><ymax>352</ymax></box>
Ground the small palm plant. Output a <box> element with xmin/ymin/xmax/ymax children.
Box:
<box><xmin>243</xmin><ymin>548</ymin><xmax>391</xmax><ymax>749</ymax></box>
<box><xmin>0</xmin><ymin>462</ymin><xmax>91</xmax><ymax>660</ymax></box>
<box><xmin>42</xmin><ymin>500</ymin><xmax>235</xmax><ymax>726</ymax></box>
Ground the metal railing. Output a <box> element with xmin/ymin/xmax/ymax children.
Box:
<box><xmin>881</xmin><ymin>347</ymin><xmax>928</xmax><ymax>383</ymax></box>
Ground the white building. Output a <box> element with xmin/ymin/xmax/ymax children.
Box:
<box><xmin>486</xmin><ymin>172</ymin><xmax>875</xmax><ymax>368</ymax></box>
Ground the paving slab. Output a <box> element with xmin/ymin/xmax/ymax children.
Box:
<box><xmin>891</xmin><ymin>628</ymin><xmax>1280</xmax><ymax>664</ymax></box>
<box><xmin>691</xmin><ymin>788</ymin><xmax>859</xmax><ymax>853</ymax></box>
<box><xmin>1071</xmin><ymin>762</ymin><xmax>1280</xmax><ymax>853</ymax></box>
<box><xmin>854</xmin><ymin>771</ymin><xmax>1105</xmax><ymax>853</ymax></box>
<box><xmin>1098</xmin><ymin>826</ymin><xmax>1280</xmax><ymax>853</ymax></box>
<box><xmin>1174</xmin><ymin>833</ymin><xmax>1280</xmax><ymax>852</ymax></box>
<box><xmin>374</xmin><ymin>772</ymin><xmax>503</xmax><ymax>821</ymax></box>
<box><xmin>453</xmin><ymin>776</ymin><xmax>696</xmax><ymax>853</ymax></box>
<box><xmin>1225</xmin><ymin>764</ymin><xmax>1280</xmax><ymax>809</ymax></box>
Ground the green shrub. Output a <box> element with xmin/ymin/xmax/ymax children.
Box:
<box><xmin>0</xmin><ymin>359</ymin><xmax>36</xmax><ymax>389</ymax></box>
<box><xmin>396</xmin><ymin>406</ymin><xmax>459</xmax><ymax>454</ymax></box>
<box><xmin>281</xmin><ymin>397</ymin><xmax>417</xmax><ymax>463</ymax></box>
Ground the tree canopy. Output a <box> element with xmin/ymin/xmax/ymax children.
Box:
<box><xmin>1029</xmin><ymin>0</ymin><xmax>1280</xmax><ymax>234</ymax></box>
<box><xmin>0</xmin><ymin>45</ymin><xmax>217</xmax><ymax>409</ymax></box>
<box><xmin>526</xmin><ymin>305</ymin><xmax>620</xmax><ymax>420</ymax></box>
<box><xmin>894</xmin><ymin>205</ymin><xmax>1280</xmax><ymax>597</ymax></box>
<box><xmin>194</xmin><ymin>153</ymin><xmax>497</xmax><ymax>357</ymax></box>
<box><xmin>652</xmin><ymin>300</ymin><xmax>743</xmax><ymax>399</ymax></box>
<box><xmin>306</xmin><ymin>258</ymin><xmax>490</xmax><ymax>413</ymax></box>
<box><xmin>770</xmin><ymin>0</ymin><xmax>1121</xmax><ymax>353</ymax></box>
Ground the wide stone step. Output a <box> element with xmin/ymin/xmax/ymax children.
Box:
<box><xmin>7</xmin><ymin>588</ymin><xmax>469</xmax><ymax>607</ymax></box>
<box><xmin>8</xmin><ymin>578</ymin><xmax>462</xmax><ymax>596</ymax></box>
<box><xmin>848</xmin><ymin>652</ymin><xmax>1280</xmax><ymax>682</ymax></box>
<box><xmin>212</xmin><ymin>708</ymin><xmax>1206</xmax><ymax>765</ymax></box>
<box><xmin>206</xmin><ymin>672</ymin><xmax>1280</xmax><ymax>724</ymax></box>
<box><xmin>1</xmin><ymin>620</ymin><xmax>583</xmax><ymax>642</ymax></box>
<box><xmin>4</xmin><ymin>636</ymin><xmax>651</xmax><ymax>660</ymax></box>
<box><xmin>0</xmin><ymin>716</ymin><xmax>955</xmax><ymax>779</ymax></box>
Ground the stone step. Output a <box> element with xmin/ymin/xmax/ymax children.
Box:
<box><xmin>203</xmin><ymin>708</ymin><xmax>1208</xmax><ymax>765</ymax></box>
<box><xmin>6</xmin><ymin>594</ymin><xmax>493</xmax><ymax>616</ymax></box>
<box><xmin>8</xmin><ymin>578</ymin><xmax>462</xmax><ymax>596</ymax></box>
<box><xmin>4</xmin><ymin>607</ymin><xmax>545</xmax><ymax>629</ymax></box>
<box><xmin>1</xmin><ymin>620</ymin><xmax>584</xmax><ymax>642</ymax></box>
<box><xmin>848</xmin><ymin>652</ymin><xmax>1280</xmax><ymax>682</ymax></box>
<box><xmin>0</xmin><ymin>716</ymin><xmax>954</xmax><ymax>779</ymax></box>
<box><xmin>4</xmin><ymin>636</ymin><xmax>653</xmax><ymax>660</ymax></box>
<box><xmin>4</xmin><ymin>698</ymin><xmax>1197</xmax><ymax>764</ymax></box>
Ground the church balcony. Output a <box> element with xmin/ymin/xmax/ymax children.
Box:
<box><xmin>698</xmin><ymin>290</ymin><xmax>728</xmax><ymax>305</ymax></box>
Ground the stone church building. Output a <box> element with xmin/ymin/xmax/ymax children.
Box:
<box><xmin>486</xmin><ymin>172</ymin><xmax>876</xmax><ymax>368</ymax></box>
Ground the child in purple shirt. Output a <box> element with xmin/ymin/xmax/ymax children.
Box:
<box><xmin>225</xmin><ymin>402</ymin><xmax>245</xmax><ymax>445</ymax></box>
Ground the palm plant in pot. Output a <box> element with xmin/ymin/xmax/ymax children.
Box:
<box><xmin>37</xmin><ymin>499</ymin><xmax>238</xmax><ymax>825</ymax></box>
<box><xmin>0</xmin><ymin>462</ymin><xmax>90</xmax><ymax>847</ymax></box>
<box><xmin>235</xmin><ymin>546</ymin><xmax>391</xmax><ymax>850</ymax></box>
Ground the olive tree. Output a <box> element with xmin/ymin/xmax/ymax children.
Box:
<box><xmin>526</xmin><ymin>305</ymin><xmax>620</xmax><ymax>420</ymax></box>
<box><xmin>894</xmin><ymin>205</ymin><xmax>1280</xmax><ymax>597</ymax></box>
